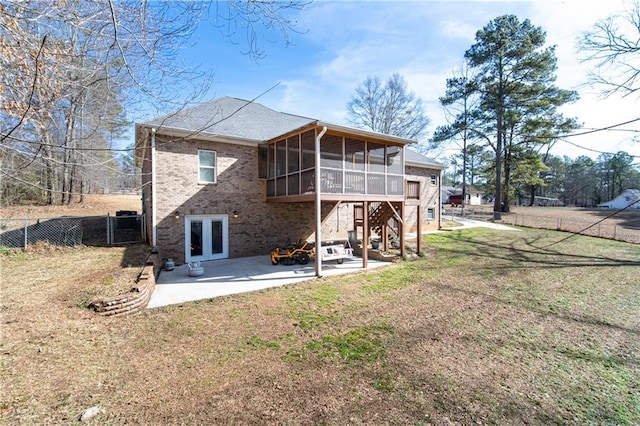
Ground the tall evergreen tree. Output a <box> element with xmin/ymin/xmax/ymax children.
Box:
<box><xmin>564</xmin><ymin>156</ymin><xmax>597</xmax><ymax>206</ymax></box>
<box><xmin>462</xmin><ymin>15</ymin><xmax>579</xmax><ymax>217</ymax></box>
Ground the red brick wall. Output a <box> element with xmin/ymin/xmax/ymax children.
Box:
<box><xmin>145</xmin><ymin>135</ymin><xmax>345</xmax><ymax>263</ymax></box>
<box><xmin>405</xmin><ymin>165</ymin><xmax>441</xmax><ymax>232</ymax></box>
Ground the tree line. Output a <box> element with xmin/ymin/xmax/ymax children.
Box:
<box><xmin>0</xmin><ymin>1</ymin><xmax>307</xmax><ymax>206</ymax></box>
<box><xmin>445</xmin><ymin>148</ymin><xmax>640</xmax><ymax>207</ymax></box>
<box><xmin>2</xmin><ymin>2</ymin><xmax>638</xmax><ymax>210</ymax></box>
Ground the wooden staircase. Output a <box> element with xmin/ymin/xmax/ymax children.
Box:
<box><xmin>354</xmin><ymin>202</ymin><xmax>402</xmax><ymax>241</ymax></box>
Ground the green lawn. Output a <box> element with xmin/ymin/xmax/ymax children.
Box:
<box><xmin>2</xmin><ymin>227</ymin><xmax>639</xmax><ymax>424</ymax></box>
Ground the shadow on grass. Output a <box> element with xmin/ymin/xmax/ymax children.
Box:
<box><xmin>421</xmin><ymin>230</ymin><xmax>640</xmax><ymax>335</ymax></box>
<box><xmin>0</xmin><ymin>215</ymin><xmax>150</xmax><ymax>269</ymax></box>
<box><xmin>429</xmin><ymin>230</ymin><xmax>640</xmax><ymax>269</ymax></box>
<box><xmin>424</xmin><ymin>278</ymin><xmax>639</xmax><ymax>337</ymax></box>
<box><xmin>120</xmin><ymin>243</ymin><xmax>153</xmax><ymax>268</ymax></box>
<box><xmin>344</xmin><ymin>367</ymin><xmax>565</xmax><ymax>425</ymax></box>
<box><xmin>383</xmin><ymin>229</ymin><xmax>639</xmax><ymax>423</ymax></box>
<box><xmin>578</xmin><ymin>207</ymin><xmax>640</xmax><ymax>229</ymax></box>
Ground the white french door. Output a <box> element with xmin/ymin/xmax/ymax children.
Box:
<box><xmin>185</xmin><ymin>215</ymin><xmax>229</xmax><ymax>263</ymax></box>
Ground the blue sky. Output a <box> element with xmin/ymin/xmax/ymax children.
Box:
<box><xmin>137</xmin><ymin>0</ymin><xmax>640</xmax><ymax>162</ymax></box>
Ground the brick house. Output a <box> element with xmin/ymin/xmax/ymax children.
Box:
<box><xmin>135</xmin><ymin>97</ymin><xmax>443</xmax><ymax>273</ymax></box>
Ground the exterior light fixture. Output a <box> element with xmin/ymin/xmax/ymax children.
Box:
<box><xmin>174</xmin><ymin>211</ymin><xmax>180</xmax><ymax>219</ymax></box>
<box><xmin>233</xmin><ymin>210</ymin><xmax>239</xmax><ymax>219</ymax></box>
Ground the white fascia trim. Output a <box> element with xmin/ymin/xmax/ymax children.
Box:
<box><xmin>405</xmin><ymin>160</ymin><xmax>445</xmax><ymax>170</ymax></box>
<box><xmin>316</xmin><ymin>121</ymin><xmax>417</xmax><ymax>145</ymax></box>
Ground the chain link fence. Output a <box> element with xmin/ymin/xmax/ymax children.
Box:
<box><xmin>446</xmin><ymin>207</ymin><xmax>640</xmax><ymax>244</ymax></box>
<box><xmin>499</xmin><ymin>213</ymin><xmax>640</xmax><ymax>244</ymax></box>
<box><xmin>0</xmin><ymin>214</ymin><xmax>146</xmax><ymax>249</ymax></box>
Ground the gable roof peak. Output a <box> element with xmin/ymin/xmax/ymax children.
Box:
<box><xmin>138</xmin><ymin>96</ymin><xmax>435</xmax><ymax>149</ymax></box>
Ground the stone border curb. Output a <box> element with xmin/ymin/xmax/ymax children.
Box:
<box><xmin>89</xmin><ymin>252</ymin><xmax>162</xmax><ymax>317</ymax></box>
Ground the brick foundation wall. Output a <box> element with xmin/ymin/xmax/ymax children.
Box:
<box><xmin>147</xmin><ymin>136</ymin><xmax>365</xmax><ymax>264</ymax></box>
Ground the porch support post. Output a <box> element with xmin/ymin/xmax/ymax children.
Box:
<box><xmin>362</xmin><ymin>201</ymin><xmax>368</xmax><ymax>268</ymax></box>
<box><xmin>400</xmin><ymin>202</ymin><xmax>406</xmax><ymax>258</ymax></box>
<box><xmin>417</xmin><ymin>205</ymin><xmax>422</xmax><ymax>255</ymax></box>
<box><xmin>438</xmin><ymin>169</ymin><xmax>443</xmax><ymax>230</ymax></box>
<box><xmin>151</xmin><ymin>128</ymin><xmax>157</xmax><ymax>248</ymax></box>
<box><xmin>315</xmin><ymin>126</ymin><xmax>327</xmax><ymax>278</ymax></box>
<box><xmin>382</xmin><ymin>223</ymin><xmax>388</xmax><ymax>251</ymax></box>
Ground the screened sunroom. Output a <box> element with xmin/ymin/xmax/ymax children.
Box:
<box><xmin>259</xmin><ymin>126</ymin><xmax>408</xmax><ymax>202</ymax></box>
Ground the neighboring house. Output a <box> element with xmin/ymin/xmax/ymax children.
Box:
<box><xmin>532</xmin><ymin>196</ymin><xmax>564</xmax><ymax>207</ymax></box>
<box><xmin>135</xmin><ymin>97</ymin><xmax>444</xmax><ymax>272</ymax></box>
<box><xmin>597</xmin><ymin>189</ymin><xmax>640</xmax><ymax>209</ymax></box>
<box><xmin>441</xmin><ymin>186</ymin><xmax>456</xmax><ymax>205</ymax></box>
<box><xmin>467</xmin><ymin>189</ymin><xmax>484</xmax><ymax>206</ymax></box>
<box><xmin>443</xmin><ymin>186</ymin><xmax>483</xmax><ymax>206</ymax></box>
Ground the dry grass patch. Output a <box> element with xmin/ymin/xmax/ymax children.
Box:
<box><xmin>0</xmin><ymin>194</ymin><xmax>141</xmax><ymax>219</ymax></box>
<box><xmin>441</xmin><ymin>219</ymin><xmax>464</xmax><ymax>229</ymax></box>
<box><xmin>2</xmin><ymin>227</ymin><xmax>639</xmax><ymax>424</ymax></box>
<box><xmin>508</xmin><ymin>205</ymin><xmax>640</xmax><ymax>228</ymax></box>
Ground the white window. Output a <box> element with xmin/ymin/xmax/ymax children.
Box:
<box><xmin>430</xmin><ymin>174</ymin><xmax>437</xmax><ymax>185</ymax></box>
<box><xmin>427</xmin><ymin>208</ymin><xmax>435</xmax><ymax>220</ymax></box>
<box><xmin>198</xmin><ymin>150</ymin><xmax>217</xmax><ymax>184</ymax></box>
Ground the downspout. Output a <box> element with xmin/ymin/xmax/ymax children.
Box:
<box><xmin>151</xmin><ymin>128</ymin><xmax>157</xmax><ymax>248</ymax></box>
<box><xmin>438</xmin><ymin>168</ymin><xmax>443</xmax><ymax>229</ymax></box>
<box><xmin>315</xmin><ymin>126</ymin><xmax>328</xmax><ymax>278</ymax></box>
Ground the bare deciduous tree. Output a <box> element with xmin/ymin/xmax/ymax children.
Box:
<box><xmin>347</xmin><ymin>73</ymin><xmax>430</xmax><ymax>145</ymax></box>
<box><xmin>581</xmin><ymin>2</ymin><xmax>640</xmax><ymax>97</ymax></box>
<box><xmin>432</xmin><ymin>65</ymin><xmax>481</xmax><ymax>210</ymax></box>
<box><xmin>0</xmin><ymin>1</ymin><xmax>309</xmax><ymax>205</ymax></box>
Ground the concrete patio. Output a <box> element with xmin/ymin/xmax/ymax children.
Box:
<box><xmin>147</xmin><ymin>255</ymin><xmax>390</xmax><ymax>308</ymax></box>
<box><xmin>147</xmin><ymin>219</ymin><xmax>515</xmax><ymax>309</ymax></box>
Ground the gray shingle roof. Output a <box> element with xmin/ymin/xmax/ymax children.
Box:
<box><xmin>405</xmin><ymin>148</ymin><xmax>444</xmax><ymax>169</ymax></box>
<box><xmin>139</xmin><ymin>97</ymin><xmax>443</xmax><ymax>168</ymax></box>
<box><xmin>141</xmin><ymin>96</ymin><xmax>316</xmax><ymax>142</ymax></box>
